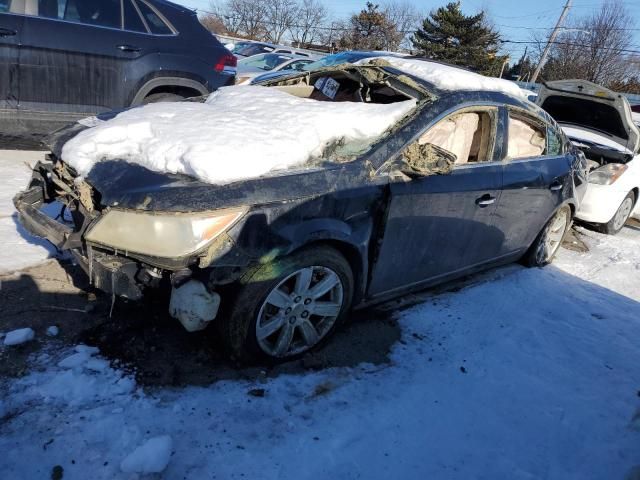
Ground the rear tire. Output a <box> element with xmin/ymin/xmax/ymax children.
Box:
<box><xmin>142</xmin><ymin>92</ymin><xmax>184</xmax><ymax>104</ymax></box>
<box><xmin>221</xmin><ymin>246</ymin><xmax>354</xmax><ymax>363</ymax></box>
<box><xmin>523</xmin><ymin>205</ymin><xmax>572</xmax><ymax>267</ymax></box>
<box><xmin>599</xmin><ymin>191</ymin><xmax>635</xmax><ymax>235</ymax></box>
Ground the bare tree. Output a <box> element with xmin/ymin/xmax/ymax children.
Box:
<box><xmin>338</xmin><ymin>2</ymin><xmax>402</xmax><ymax>51</ymax></box>
<box><xmin>383</xmin><ymin>1</ymin><xmax>419</xmax><ymax>51</ymax></box>
<box><xmin>211</xmin><ymin>0</ymin><xmax>268</xmax><ymax>40</ymax></box>
<box><xmin>264</xmin><ymin>0</ymin><xmax>299</xmax><ymax>44</ymax></box>
<box><xmin>537</xmin><ymin>0</ymin><xmax>637</xmax><ymax>87</ymax></box>
<box><xmin>290</xmin><ymin>0</ymin><xmax>328</xmax><ymax>47</ymax></box>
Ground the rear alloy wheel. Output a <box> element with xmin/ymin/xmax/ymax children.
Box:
<box><xmin>524</xmin><ymin>205</ymin><xmax>571</xmax><ymax>267</ymax></box>
<box><xmin>222</xmin><ymin>246</ymin><xmax>353</xmax><ymax>362</ymax></box>
<box><xmin>600</xmin><ymin>191</ymin><xmax>635</xmax><ymax>235</ymax></box>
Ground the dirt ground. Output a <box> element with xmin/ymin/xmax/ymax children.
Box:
<box><xmin>0</xmin><ymin>231</ymin><xmax>589</xmax><ymax>388</ymax></box>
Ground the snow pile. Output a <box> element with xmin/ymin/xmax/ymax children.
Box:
<box><xmin>356</xmin><ymin>56</ymin><xmax>527</xmax><ymax>99</ymax></box>
<box><xmin>61</xmin><ymin>86</ymin><xmax>416</xmax><ymax>185</ymax></box>
<box><xmin>0</xmin><ymin>151</ymin><xmax>56</xmax><ymax>274</ymax></box>
<box><xmin>120</xmin><ymin>435</ymin><xmax>173</xmax><ymax>474</ymax></box>
<box><xmin>3</xmin><ymin>327</ymin><xmax>35</xmax><ymax>346</ymax></box>
<box><xmin>46</xmin><ymin>326</ymin><xmax>59</xmax><ymax>337</ymax></box>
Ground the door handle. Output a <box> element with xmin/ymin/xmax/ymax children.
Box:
<box><xmin>475</xmin><ymin>194</ymin><xmax>496</xmax><ymax>207</ymax></box>
<box><xmin>117</xmin><ymin>44</ymin><xmax>141</xmax><ymax>52</ymax></box>
<box><xmin>0</xmin><ymin>28</ymin><xmax>17</xmax><ymax>37</ymax></box>
<box><xmin>549</xmin><ymin>181</ymin><xmax>563</xmax><ymax>191</ymax></box>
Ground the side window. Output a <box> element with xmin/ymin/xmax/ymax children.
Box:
<box><xmin>0</xmin><ymin>0</ymin><xmax>9</xmax><ymax>13</ymax></box>
<box><xmin>547</xmin><ymin>127</ymin><xmax>564</xmax><ymax>156</ymax></box>
<box><xmin>124</xmin><ymin>0</ymin><xmax>147</xmax><ymax>33</ymax></box>
<box><xmin>34</xmin><ymin>0</ymin><xmax>121</xmax><ymax>28</ymax></box>
<box><xmin>134</xmin><ymin>0</ymin><xmax>172</xmax><ymax>34</ymax></box>
<box><xmin>418</xmin><ymin>109</ymin><xmax>496</xmax><ymax>165</ymax></box>
<box><xmin>507</xmin><ymin>114</ymin><xmax>546</xmax><ymax>160</ymax></box>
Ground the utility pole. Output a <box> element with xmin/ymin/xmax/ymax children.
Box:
<box><xmin>531</xmin><ymin>0</ymin><xmax>572</xmax><ymax>83</ymax></box>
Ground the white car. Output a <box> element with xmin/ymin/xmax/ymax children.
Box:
<box><xmin>235</xmin><ymin>53</ymin><xmax>316</xmax><ymax>86</ymax></box>
<box><xmin>538</xmin><ymin>80</ymin><xmax>640</xmax><ymax>234</ymax></box>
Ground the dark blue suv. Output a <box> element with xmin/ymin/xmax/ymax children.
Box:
<box><xmin>0</xmin><ymin>0</ymin><xmax>236</xmax><ymax>146</ymax></box>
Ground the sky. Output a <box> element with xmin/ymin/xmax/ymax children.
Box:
<box><xmin>174</xmin><ymin>0</ymin><xmax>640</xmax><ymax>59</ymax></box>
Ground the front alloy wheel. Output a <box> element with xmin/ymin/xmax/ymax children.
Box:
<box><xmin>256</xmin><ymin>266</ymin><xmax>344</xmax><ymax>357</ymax></box>
<box><xmin>601</xmin><ymin>191</ymin><xmax>635</xmax><ymax>235</ymax></box>
<box><xmin>222</xmin><ymin>246</ymin><xmax>353</xmax><ymax>362</ymax></box>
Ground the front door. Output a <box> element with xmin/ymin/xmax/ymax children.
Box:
<box><xmin>368</xmin><ymin>106</ymin><xmax>505</xmax><ymax>297</ymax></box>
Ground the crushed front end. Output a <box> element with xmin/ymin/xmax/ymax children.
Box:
<box><xmin>13</xmin><ymin>156</ymin><xmax>247</xmax><ymax>331</ymax></box>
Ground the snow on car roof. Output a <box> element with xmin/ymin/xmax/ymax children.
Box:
<box><xmin>356</xmin><ymin>56</ymin><xmax>527</xmax><ymax>99</ymax></box>
<box><xmin>61</xmin><ymin>86</ymin><xmax>416</xmax><ymax>185</ymax></box>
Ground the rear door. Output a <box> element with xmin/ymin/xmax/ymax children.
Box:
<box><xmin>0</xmin><ymin>2</ymin><xmax>23</xmax><ymax>114</ymax></box>
<box><xmin>493</xmin><ymin>108</ymin><xmax>573</xmax><ymax>254</ymax></box>
<box><xmin>368</xmin><ymin>105</ymin><xmax>505</xmax><ymax>297</ymax></box>
<box><xmin>18</xmin><ymin>0</ymin><xmax>148</xmax><ymax>120</ymax></box>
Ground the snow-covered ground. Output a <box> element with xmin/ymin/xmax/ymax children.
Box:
<box><xmin>1</xmin><ymin>153</ymin><xmax>640</xmax><ymax>479</ymax></box>
<box><xmin>0</xmin><ymin>150</ymin><xmax>55</xmax><ymax>273</ymax></box>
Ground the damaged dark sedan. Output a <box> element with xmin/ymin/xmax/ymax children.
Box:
<box><xmin>14</xmin><ymin>57</ymin><xmax>588</xmax><ymax>361</ymax></box>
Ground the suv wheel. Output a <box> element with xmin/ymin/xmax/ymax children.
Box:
<box><xmin>142</xmin><ymin>93</ymin><xmax>184</xmax><ymax>104</ymax></box>
<box><xmin>222</xmin><ymin>246</ymin><xmax>354</xmax><ymax>363</ymax></box>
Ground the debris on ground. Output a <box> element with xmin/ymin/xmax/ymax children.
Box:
<box><xmin>3</xmin><ymin>328</ymin><xmax>35</xmax><ymax>346</ymax></box>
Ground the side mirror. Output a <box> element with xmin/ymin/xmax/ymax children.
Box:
<box><xmin>399</xmin><ymin>142</ymin><xmax>456</xmax><ymax>178</ymax></box>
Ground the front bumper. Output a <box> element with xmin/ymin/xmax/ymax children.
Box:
<box><xmin>575</xmin><ymin>183</ymin><xmax>629</xmax><ymax>224</ymax></box>
<box><xmin>13</xmin><ymin>184</ymin><xmax>145</xmax><ymax>300</ymax></box>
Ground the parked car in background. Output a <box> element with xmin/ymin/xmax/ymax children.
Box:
<box><xmin>15</xmin><ymin>57</ymin><xmax>586</xmax><ymax>361</ymax></box>
<box><xmin>0</xmin><ymin>0</ymin><xmax>236</xmax><ymax>147</ymax></box>
<box><xmin>233</xmin><ymin>41</ymin><xmax>313</xmax><ymax>59</ymax></box>
<box><xmin>250</xmin><ymin>50</ymin><xmax>405</xmax><ymax>84</ymax></box>
<box><xmin>538</xmin><ymin>80</ymin><xmax>640</xmax><ymax>234</ymax></box>
<box><xmin>235</xmin><ymin>53</ymin><xmax>316</xmax><ymax>85</ymax></box>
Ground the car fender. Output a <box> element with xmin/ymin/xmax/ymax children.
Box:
<box><xmin>276</xmin><ymin>217</ymin><xmax>374</xmax><ymax>305</ymax></box>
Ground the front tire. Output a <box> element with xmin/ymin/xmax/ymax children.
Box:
<box><xmin>222</xmin><ymin>246</ymin><xmax>354</xmax><ymax>363</ymax></box>
<box><xmin>599</xmin><ymin>191</ymin><xmax>635</xmax><ymax>235</ymax></box>
<box><xmin>523</xmin><ymin>205</ymin><xmax>572</xmax><ymax>267</ymax></box>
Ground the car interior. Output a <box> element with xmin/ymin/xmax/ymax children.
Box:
<box><xmin>507</xmin><ymin>114</ymin><xmax>546</xmax><ymax>159</ymax></box>
<box><xmin>418</xmin><ymin>110</ymin><xmax>496</xmax><ymax>164</ymax></box>
<box><xmin>268</xmin><ymin>68</ymin><xmax>419</xmax><ymax>105</ymax></box>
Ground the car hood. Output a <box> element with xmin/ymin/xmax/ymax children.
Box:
<box><xmin>537</xmin><ymin>80</ymin><xmax>640</xmax><ymax>154</ymax></box>
<box><xmin>44</xmin><ymin>122</ymin><xmax>376</xmax><ymax>213</ymax></box>
<box><xmin>236</xmin><ymin>66</ymin><xmax>267</xmax><ymax>76</ymax></box>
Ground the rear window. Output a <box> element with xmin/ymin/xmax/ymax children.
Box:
<box><xmin>123</xmin><ymin>0</ymin><xmax>147</xmax><ymax>33</ymax></box>
<box><xmin>541</xmin><ymin>95</ymin><xmax>628</xmax><ymax>140</ymax></box>
<box><xmin>36</xmin><ymin>0</ymin><xmax>121</xmax><ymax>29</ymax></box>
<box><xmin>134</xmin><ymin>0</ymin><xmax>172</xmax><ymax>35</ymax></box>
<box><xmin>237</xmin><ymin>44</ymin><xmax>275</xmax><ymax>57</ymax></box>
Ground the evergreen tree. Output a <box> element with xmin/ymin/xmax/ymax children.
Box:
<box><xmin>506</xmin><ymin>52</ymin><xmax>534</xmax><ymax>81</ymax></box>
<box><xmin>412</xmin><ymin>2</ymin><xmax>505</xmax><ymax>76</ymax></box>
<box><xmin>338</xmin><ymin>2</ymin><xmax>401</xmax><ymax>51</ymax></box>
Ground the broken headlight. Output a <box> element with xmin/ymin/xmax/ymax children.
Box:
<box><xmin>588</xmin><ymin>163</ymin><xmax>628</xmax><ymax>185</ymax></box>
<box><xmin>85</xmin><ymin>208</ymin><xmax>246</xmax><ymax>258</ymax></box>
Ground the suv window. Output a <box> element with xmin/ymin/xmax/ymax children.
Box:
<box><xmin>36</xmin><ymin>0</ymin><xmax>121</xmax><ymax>29</ymax></box>
<box><xmin>123</xmin><ymin>0</ymin><xmax>147</xmax><ymax>33</ymax></box>
<box><xmin>508</xmin><ymin>114</ymin><xmax>546</xmax><ymax>159</ymax></box>
<box><xmin>134</xmin><ymin>0</ymin><xmax>172</xmax><ymax>35</ymax></box>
